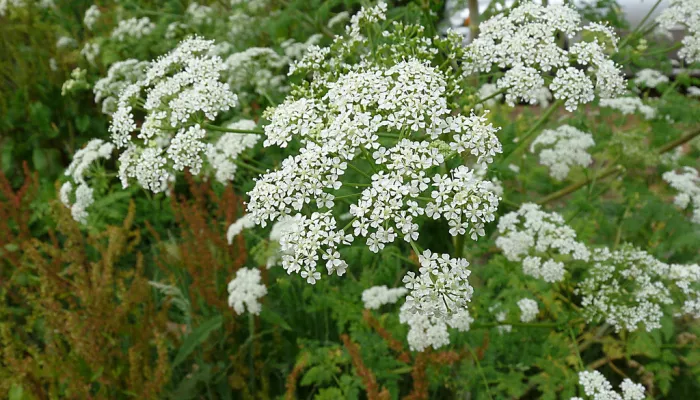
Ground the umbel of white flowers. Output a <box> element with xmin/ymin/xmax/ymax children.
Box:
<box><xmin>227</xmin><ymin>267</ymin><xmax>267</xmax><ymax>315</ymax></box>
<box><xmin>571</xmin><ymin>370</ymin><xmax>645</xmax><ymax>400</ymax></box>
<box><xmin>59</xmin><ymin>139</ymin><xmax>114</xmax><ymax>223</ymax></box>
<box><xmin>462</xmin><ymin>2</ymin><xmax>626</xmax><ymax>111</ymax></box>
<box><xmin>109</xmin><ymin>36</ymin><xmax>238</xmax><ymax>193</ymax></box>
<box><xmin>247</xmin><ymin>57</ymin><xmax>501</xmax><ymax>286</ymax></box>
<box><xmin>498</xmin><ymin>204</ymin><xmax>700</xmax><ymax>332</ymax></box>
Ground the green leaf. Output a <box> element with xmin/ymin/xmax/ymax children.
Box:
<box><xmin>314</xmin><ymin>387</ymin><xmax>344</xmax><ymax>400</ymax></box>
<box><xmin>172</xmin><ymin>315</ymin><xmax>222</xmax><ymax>368</ymax></box>
<box><xmin>300</xmin><ymin>365</ymin><xmax>335</xmax><ymax>387</ymax></box>
<box><xmin>260</xmin><ymin>308</ymin><xmax>292</xmax><ymax>331</ymax></box>
<box><xmin>75</xmin><ymin>114</ymin><xmax>90</xmax><ymax>133</ymax></box>
<box><xmin>31</xmin><ymin>148</ymin><xmax>47</xmax><ymax>172</ymax></box>
<box><xmin>8</xmin><ymin>384</ymin><xmax>25</xmax><ymax>400</ymax></box>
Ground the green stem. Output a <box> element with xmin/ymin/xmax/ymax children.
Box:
<box><xmin>248</xmin><ymin>312</ymin><xmax>256</xmax><ymax>394</ymax></box>
<box><xmin>235</xmin><ymin>160</ymin><xmax>266</xmax><ymax>175</ymax></box>
<box><xmin>409</xmin><ymin>240</ymin><xmax>422</xmax><ymax>257</ymax></box>
<box><xmin>618</xmin><ymin>0</ymin><xmax>663</xmax><ymax>49</ymax></box>
<box><xmin>657</xmin><ymin>127</ymin><xmax>700</xmax><ymax>154</ymax></box>
<box><xmin>473</xmin><ymin>88</ymin><xmax>507</xmax><ymax>106</ymax></box>
<box><xmin>537</xmin><ymin>164</ymin><xmax>624</xmax><ymax>205</ymax></box>
<box><xmin>454</xmin><ymin>233</ymin><xmax>465</xmax><ymax>259</ymax></box>
<box><xmin>466</xmin><ymin>344</ymin><xmax>494</xmax><ymax>400</ymax></box>
<box><xmin>347</xmin><ymin>163</ymin><xmax>373</xmax><ymax>180</ymax></box>
<box><xmin>639</xmin><ymin>42</ymin><xmax>683</xmax><ymax>58</ymax></box>
<box><xmin>501</xmin><ymin>100</ymin><xmax>563</xmax><ymax>164</ymax></box>
<box><xmin>334</xmin><ymin>192</ymin><xmax>362</xmax><ymax>200</ymax></box>
<box><xmin>360</xmin><ymin>146</ymin><xmax>379</xmax><ymax>174</ymax></box>
<box><xmin>569</xmin><ymin>328</ymin><xmax>586</xmax><ymax>371</ymax></box>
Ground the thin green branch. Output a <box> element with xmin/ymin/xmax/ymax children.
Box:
<box><xmin>537</xmin><ymin>164</ymin><xmax>624</xmax><ymax>205</ymax></box>
<box><xmin>657</xmin><ymin>127</ymin><xmax>700</xmax><ymax>154</ymax></box>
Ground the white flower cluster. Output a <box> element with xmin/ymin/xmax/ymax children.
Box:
<box><xmin>247</xmin><ymin>58</ymin><xmax>501</xmax><ymax>284</ymax></box>
<box><xmin>657</xmin><ymin>0</ymin><xmax>700</xmax><ymax>64</ymax></box>
<box><xmin>59</xmin><ymin>139</ymin><xmax>114</xmax><ymax>223</ymax></box>
<box><xmin>225</xmin><ymin>48</ymin><xmax>288</xmax><ymax>99</ymax></box>
<box><xmin>662</xmin><ymin>167</ymin><xmax>700</xmax><ymax>224</ymax></box>
<box><xmin>186</xmin><ymin>2</ymin><xmax>214</xmax><ymax>25</ymax></box>
<box><xmin>227</xmin><ymin>214</ymin><xmax>255</xmax><ymax>244</ymax></box>
<box><xmin>634</xmin><ymin>68</ymin><xmax>669</xmax><ymax>88</ymax></box>
<box><xmin>83</xmin><ymin>5</ymin><xmax>100</xmax><ymax>30</ymax></box>
<box><xmin>599</xmin><ymin>97</ymin><xmax>656</xmax><ymax>120</ymax></box>
<box><xmin>56</xmin><ymin>36</ymin><xmax>76</xmax><ymax>49</ymax></box>
<box><xmin>463</xmin><ymin>2</ymin><xmax>625</xmax><ymax>111</ymax></box>
<box><xmin>399</xmin><ymin>302</ymin><xmax>473</xmax><ymax>352</ymax></box>
<box><xmin>496</xmin><ymin>203</ymin><xmax>590</xmax><ymax>282</ymax></box>
<box><xmin>498</xmin><ymin>205</ymin><xmax>699</xmax><ymax>331</ymax></box>
<box><xmin>571</xmin><ymin>370</ymin><xmax>645</xmax><ymax>400</ymax></box>
<box><xmin>517</xmin><ymin>298</ymin><xmax>539</xmax><ymax>322</ymax></box>
<box><xmin>530</xmin><ymin>125</ymin><xmax>595</xmax><ymax>181</ymax></box>
<box><xmin>1</xmin><ymin>0</ymin><xmax>53</xmax><ymax>17</ymax></box>
<box><xmin>81</xmin><ymin>42</ymin><xmax>100</xmax><ymax>65</ymax></box>
<box><xmin>94</xmin><ymin>59</ymin><xmax>150</xmax><ymax>115</ymax></box>
<box><xmin>111</xmin><ymin>17</ymin><xmax>155</xmax><ymax>42</ymax></box>
<box><xmin>227</xmin><ymin>267</ymin><xmax>267</xmax><ymax>315</ymax></box>
<box><xmin>403</xmin><ymin>250</ymin><xmax>473</xmax><ymax>321</ymax></box>
<box><xmin>362</xmin><ymin>285</ymin><xmax>408</xmax><ymax>309</ymax></box>
<box><xmin>577</xmin><ymin>247</ymin><xmax>676</xmax><ymax>332</ymax></box>
<box><xmin>110</xmin><ymin>37</ymin><xmax>238</xmax><ymax>193</ymax></box>
<box><xmin>206</xmin><ymin>119</ymin><xmax>260</xmax><ymax>184</ymax></box>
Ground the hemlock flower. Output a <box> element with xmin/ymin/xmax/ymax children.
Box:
<box><xmin>577</xmin><ymin>247</ymin><xmax>674</xmax><ymax>332</ymax></box>
<box><xmin>496</xmin><ymin>203</ymin><xmax>590</xmax><ymax>282</ymax></box>
<box><xmin>83</xmin><ymin>5</ymin><xmax>100</xmax><ymax>30</ymax></box>
<box><xmin>530</xmin><ymin>125</ymin><xmax>595</xmax><ymax>181</ymax></box>
<box><xmin>110</xmin><ymin>37</ymin><xmax>238</xmax><ymax>193</ymax></box>
<box><xmin>462</xmin><ymin>2</ymin><xmax>625</xmax><ymax>111</ymax></box>
<box><xmin>227</xmin><ymin>214</ymin><xmax>256</xmax><ymax>244</ymax></box>
<box><xmin>111</xmin><ymin>17</ymin><xmax>155</xmax><ymax>42</ymax></box>
<box><xmin>60</xmin><ymin>139</ymin><xmax>115</xmax><ymax>224</ymax></box>
<box><xmin>657</xmin><ymin>0</ymin><xmax>700</xmax><ymax>64</ymax></box>
<box><xmin>81</xmin><ymin>42</ymin><xmax>100</xmax><ymax>65</ymax></box>
<box><xmin>399</xmin><ymin>302</ymin><xmax>473</xmax><ymax>352</ymax></box>
<box><xmin>227</xmin><ymin>268</ymin><xmax>267</xmax><ymax>315</ymax></box>
<box><xmin>362</xmin><ymin>286</ymin><xmax>408</xmax><ymax>309</ymax></box>
<box><xmin>206</xmin><ymin>119</ymin><xmax>260</xmax><ymax>184</ymax></box>
<box><xmin>634</xmin><ymin>68</ymin><xmax>669</xmax><ymax>88</ymax></box>
<box><xmin>403</xmin><ymin>250</ymin><xmax>473</xmax><ymax>322</ymax></box>
<box><xmin>599</xmin><ymin>97</ymin><xmax>656</xmax><ymax>120</ymax></box>
<box><xmin>94</xmin><ymin>59</ymin><xmax>150</xmax><ymax>115</ymax></box>
<box><xmin>517</xmin><ymin>298</ymin><xmax>539</xmax><ymax>322</ymax></box>
<box><xmin>663</xmin><ymin>167</ymin><xmax>700</xmax><ymax>224</ymax></box>
<box><xmin>573</xmin><ymin>370</ymin><xmax>645</xmax><ymax>400</ymax></box>
<box><xmin>248</xmin><ymin>37</ymin><xmax>501</xmax><ymax>284</ymax></box>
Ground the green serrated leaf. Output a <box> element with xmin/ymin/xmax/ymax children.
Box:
<box><xmin>172</xmin><ymin>315</ymin><xmax>222</xmax><ymax>368</ymax></box>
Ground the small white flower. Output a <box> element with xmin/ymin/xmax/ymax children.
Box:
<box><xmin>362</xmin><ymin>286</ymin><xmax>408</xmax><ymax>309</ymax></box>
<box><xmin>517</xmin><ymin>298</ymin><xmax>539</xmax><ymax>322</ymax></box>
<box><xmin>227</xmin><ymin>268</ymin><xmax>267</xmax><ymax>315</ymax></box>
<box><xmin>530</xmin><ymin>125</ymin><xmax>595</xmax><ymax>181</ymax></box>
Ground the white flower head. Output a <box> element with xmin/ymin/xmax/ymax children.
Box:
<box><xmin>109</xmin><ymin>37</ymin><xmax>238</xmax><ymax>193</ymax></box>
<box><xmin>496</xmin><ymin>203</ymin><xmax>590</xmax><ymax>282</ymax></box>
<box><xmin>663</xmin><ymin>167</ymin><xmax>700</xmax><ymax>224</ymax></box>
<box><xmin>575</xmin><ymin>370</ymin><xmax>645</xmax><ymax>400</ymax></box>
<box><xmin>362</xmin><ymin>285</ymin><xmax>408</xmax><ymax>309</ymax></box>
<box><xmin>517</xmin><ymin>298</ymin><xmax>539</xmax><ymax>322</ymax></box>
<box><xmin>463</xmin><ymin>2</ymin><xmax>625</xmax><ymax>111</ymax></box>
<box><xmin>227</xmin><ymin>268</ymin><xmax>267</xmax><ymax>315</ymax></box>
<box><xmin>530</xmin><ymin>125</ymin><xmax>595</xmax><ymax>181</ymax></box>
